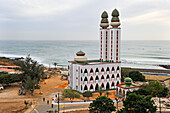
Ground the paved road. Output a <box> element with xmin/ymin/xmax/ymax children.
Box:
<box><xmin>32</xmin><ymin>100</ymin><xmax>122</xmax><ymax>113</ymax></box>
<box><xmin>32</xmin><ymin>102</ymin><xmax>89</xmax><ymax>113</ymax></box>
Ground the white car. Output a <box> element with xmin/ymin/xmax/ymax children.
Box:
<box><xmin>0</xmin><ymin>84</ymin><xmax>4</xmax><ymax>90</ymax></box>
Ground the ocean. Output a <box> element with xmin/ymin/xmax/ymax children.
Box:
<box><xmin>0</xmin><ymin>40</ymin><xmax>170</xmax><ymax>69</ymax></box>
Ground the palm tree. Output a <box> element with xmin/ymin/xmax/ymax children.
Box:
<box><xmin>53</xmin><ymin>62</ymin><xmax>58</xmax><ymax>69</ymax></box>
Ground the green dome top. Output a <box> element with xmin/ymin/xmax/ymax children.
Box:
<box><xmin>101</xmin><ymin>18</ymin><xmax>109</xmax><ymax>23</ymax></box>
<box><xmin>111</xmin><ymin>17</ymin><xmax>120</xmax><ymax>22</ymax></box>
<box><xmin>112</xmin><ymin>9</ymin><xmax>119</xmax><ymax>17</ymax></box>
<box><xmin>76</xmin><ymin>50</ymin><xmax>85</xmax><ymax>56</ymax></box>
<box><xmin>101</xmin><ymin>11</ymin><xmax>108</xmax><ymax>18</ymax></box>
<box><xmin>124</xmin><ymin>77</ymin><xmax>132</xmax><ymax>85</ymax></box>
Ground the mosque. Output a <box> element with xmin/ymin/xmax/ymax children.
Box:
<box><xmin>68</xmin><ymin>9</ymin><xmax>121</xmax><ymax>93</ymax></box>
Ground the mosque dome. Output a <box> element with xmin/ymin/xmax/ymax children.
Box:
<box><xmin>112</xmin><ymin>9</ymin><xmax>119</xmax><ymax>17</ymax></box>
<box><xmin>124</xmin><ymin>77</ymin><xmax>132</xmax><ymax>85</ymax></box>
<box><xmin>100</xmin><ymin>11</ymin><xmax>109</xmax><ymax>29</ymax></box>
<box><xmin>110</xmin><ymin>9</ymin><xmax>121</xmax><ymax>28</ymax></box>
<box><xmin>74</xmin><ymin>50</ymin><xmax>87</xmax><ymax>62</ymax></box>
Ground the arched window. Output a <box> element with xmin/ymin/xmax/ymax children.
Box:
<box><xmin>111</xmin><ymin>82</ymin><xmax>114</xmax><ymax>87</ymax></box>
<box><xmin>68</xmin><ymin>66</ymin><xmax>69</xmax><ymax>69</ymax></box>
<box><xmin>106</xmin><ymin>67</ymin><xmax>110</xmax><ymax>72</ymax></box>
<box><xmin>112</xmin><ymin>74</ymin><xmax>114</xmax><ymax>78</ymax></box>
<box><xmin>84</xmin><ymin>69</ymin><xmax>88</xmax><ymax>73</ymax></box>
<box><xmin>117</xmin><ymin>81</ymin><xmax>119</xmax><ymax>85</ymax></box>
<box><xmin>81</xmin><ymin>85</ymin><xmax>82</xmax><ymax>90</ymax></box>
<box><xmin>117</xmin><ymin>66</ymin><xmax>120</xmax><ymax>71</ymax></box>
<box><xmin>117</xmin><ymin>74</ymin><xmax>119</xmax><ymax>78</ymax></box>
<box><xmin>101</xmin><ymin>83</ymin><xmax>104</xmax><ymax>88</ymax></box>
<box><xmin>81</xmin><ymin>69</ymin><xmax>83</xmax><ymax>73</ymax></box>
<box><xmin>81</xmin><ymin>77</ymin><xmax>82</xmax><ymax>81</ymax></box>
<box><xmin>84</xmin><ymin>77</ymin><xmax>88</xmax><ymax>81</ymax></box>
<box><xmin>101</xmin><ymin>67</ymin><xmax>104</xmax><ymax>72</ymax></box>
<box><xmin>95</xmin><ymin>76</ymin><xmax>99</xmax><ymax>80</ymax></box>
<box><xmin>112</xmin><ymin>67</ymin><xmax>115</xmax><ymax>71</ymax></box>
<box><xmin>106</xmin><ymin>82</ymin><xmax>110</xmax><ymax>89</ymax></box>
<box><xmin>90</xmin><ymin>84</ymin><xmax>93</xmax><ymax>90</ymax></box>
<box><xmin>95</xmin><ymin>68</ymin><xmax>99</xmax><ymax>73</ymax></box>
<box><xmin>90</xmin><ymin>68</ymin><xmax>93</xmax><ymax>73</ymax></box>
<box><xmin>101</xmin><ymin>75</ymin><xmax>104</xmax><ymax>79</ymax></box>
<box><xmin>90</xmin><ymin>76</ymin><xmax>93</xmax><ymax>81</ymax></box>
<box><xmin>106</xmin><ymin>74</ymin><xmax>110</xmax><ymax>79</ymax></box>
<box><xmin>84</xmin><ymin>85</ymin><xmax>88</xmax><ymax>90</ymax></box>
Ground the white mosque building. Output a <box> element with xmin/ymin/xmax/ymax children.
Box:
<box><xmin>68</xmin><ymin>9</ymin><xmax>121</xmax><ymax>93</ymax></box>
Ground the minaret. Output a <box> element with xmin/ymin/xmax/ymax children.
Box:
<box><xmin>100</xmin><ymin>11</ymin><xmax>110</xmax><ymax>61</ymax></box>
<box><xmin>110</xmin><ymin>9</ymin><xmax>121</xmax><ymax>62</ymax></box>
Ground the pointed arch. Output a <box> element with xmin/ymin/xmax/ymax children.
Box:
<box><xmin>106</xmin><ymin>74</ymin><xmax>110</xmax><ymax>79</ymax></box>
<box><xmin>90</xmin><ymin>76</ymin><xmax>93</xmax><ymax>81</ymax></box>
<box><xmin>101</xmin><ymin>83</ymin><xmax>104</xmax><ymax>88</ymax></box>
<box><xmin>90</xmin><ymin>84</ymin><xmax>93</xmax><ymax>90</ymax></box>
<box><xmin>81</xmin><ymin>77</ymin><xmax>82</xmax><ymax>81</ymax></box>
<box><xmin>112</xmin><ymin>67</ymin><xmax>115</xmax><ymax>72</ymax></box>
<box><xmin>117</xmin><ymin>66</ymin><xmax>120</xmax><ymax>71</ymax></box>
<box><xmin>81</xmin><ymin>69</ymin><xmax>83</xmax><ymax>73</ymax></box>
<box><xmin>112</xmin><ymin>74</ymin><xmax>114</xmax><ymax>78</ymax></box>
<box><xmin>101</xmin><ymin>75</ymin><xmax>104</xmax><ymax>80</ymax></box>
<box><xmin>95</xmin><ymin>76</ymin><xmax>99</xmax><ymax>80</ymax></box>
<box><xmin>90</xmin><ymin>68</ymin><xmax>93</xmax><ymax>73</ymax></box>
<box><xmin>117</xmin><ymin>81</ymin><xmax>120</xmax><ymax>85</ymax></box>
<box><xmin>95</xmin><ymin>84</ymin><xmax>99</xmax><ymax>91</ymax></box>
<box><xmin>95</xmin><ymin>68</ymin><xmax>99</xmax><ymax>73</ymax></box>
<box><xmin>84</xmin><ymin>85</ymin><xmax>88</xmax><ymax>90</ymax></box>
<box><xmin>81</xmin><ymin>85</ymin><xmax>82</xmax><ymax>90</ymax></box>
<box><xmin>84</xmin><ymin>77</ymin><xmax>88</xmax><ymax>81</ymax></box>
<box><xmin>101</xmin><ymin>67</ymin><xmax>104</xmax><ymax>73</ymax></box>
<box><xmin>117</xmin><ymin>74</ymin><xmax>120</xmax><ymax>78</ymax></box>
<box><xmin>106</xmin><ymin>82</ymin><xmax>110</xmax><ymax>90</ymax></box>
<box><xmin>106</xmin><ymin>67</ymin><xmax>110</xmax><ymax>72</ymax></box>
<box><xmin>84</xmin><ymin>69</ymin><xmax>88</xmax><ymax>74</ymax></box>
<box><xmin>111</xmin><ymin>82</ymin><xmax>114</xmax><ymax>87</ymax></box>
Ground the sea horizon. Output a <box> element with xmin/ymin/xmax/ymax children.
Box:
<box><xmin>1</xmin><ymin>40</ymin><xmax>170</xmax><ymax>69</ymax></box>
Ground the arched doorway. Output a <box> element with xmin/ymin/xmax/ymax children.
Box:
<box><xmin>95</xmin><ymin>84</ymin><xmax>99</xmax><ymax>91</ymax></box>
<box><xmin>84</xmin><ymin>85</ymin><xmax>88</xmax><ymax>90</ymax></box>
<box><xmin>106</xmin><ymin>82</ymin><xmax>110</xmax><ymax>90</ymax></box>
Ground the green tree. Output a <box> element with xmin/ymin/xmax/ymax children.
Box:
<box><xmin>0</xmin><ymin>74</ymin><xmax>22</xmax><ymax>85</ymax></box>
<box><xmin>129</xmin><ymin>71</ymin><xmax>145</xmax><ymax>82</ymax></box>
<box><xmin>89</xmin><ymin>96</ymin><xmax>116</xmax><ymax>113</ymax></box>
<box><xmin>106</xmin><ymin>91</ymin><xmax>110</xmax><ymax>97</ymax></box>
<box><xmin>16</xmin><ymin>55</ymin><xmax>44</xmax><ymax>82</ymax></box>
<box><xmin>121</xmin><ymin>69</ymin><xmax>131</xmax><ymax>82</ymax></box>
<box><xmin>83</xmin><ymin>91</ymin><xmax>92</xmax><ymax>100</ymax></box>
<box><xmin>24</xmin><ymin>76</ymin><xmax>36</xmax><ymax>96</ymax></box>
<box><xmin>53</xmin><ymin>62</ymin><xmax>58</xmax><ymax>69</ymax></box>
<box><xmin>117</xmin><ymin>93</ymin><xmax>157</xmax><ymax>113</ymax></box>
<box><xmin>62</xmin><ymin>89</ymin><xmax>80</xmax><ymax>100</ymax></box>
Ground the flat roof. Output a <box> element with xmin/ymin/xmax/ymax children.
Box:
<box><xmin>68</xmin><ymin>59</ymin><xmax>121</xmax><ymax>65</ymax></box>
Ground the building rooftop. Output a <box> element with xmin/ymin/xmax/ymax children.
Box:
<box><xmin>68</xmin><ymin>59</ymin><xmax>120</xmax><ymax>65</ymax></box>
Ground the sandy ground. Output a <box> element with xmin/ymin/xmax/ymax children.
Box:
<box><xmin>0</xmin><ymin>73</ymin><xmax>67</xmax><ymax>113</ymax></box>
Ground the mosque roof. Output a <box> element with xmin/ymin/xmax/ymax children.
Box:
<box><xmin>112</xmin><ymin>9</ymin><xmax>119</xmax><ymax>16</ymax></box>
<box><xmin>76</xmin><ymin>50</ymin><xmax>85</xmax><ymax>56</ymax></box>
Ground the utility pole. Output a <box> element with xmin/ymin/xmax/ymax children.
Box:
<box><xmin>58</xmin><ymin>93</ymin><xmax>59</xmax><ymax>113</ymax></box>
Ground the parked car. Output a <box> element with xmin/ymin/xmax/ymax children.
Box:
<box><xmin>0</xmin><ymin>84</ymin><xmax>4</xmax><ymax>90</ymax></box>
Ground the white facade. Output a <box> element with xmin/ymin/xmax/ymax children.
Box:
<box><xmin>100</xmin><ymin>28</ymin><xmax>121</xmax><ymax>62</ymax></box>
<box><xmin>68</xmin><ymin>9</ymin><xmax>122</xmax><ymax>93</ymax></box>
<box><xmin>68</xmin><ymin>62</ymin><xmax>121</xmax><ymax>93</ymax></box>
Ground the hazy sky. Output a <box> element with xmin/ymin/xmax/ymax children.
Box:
<box><xmin>0</xmin><ymin>0</ymin><xmax>170</xmax><ymax>40</ymax></box>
